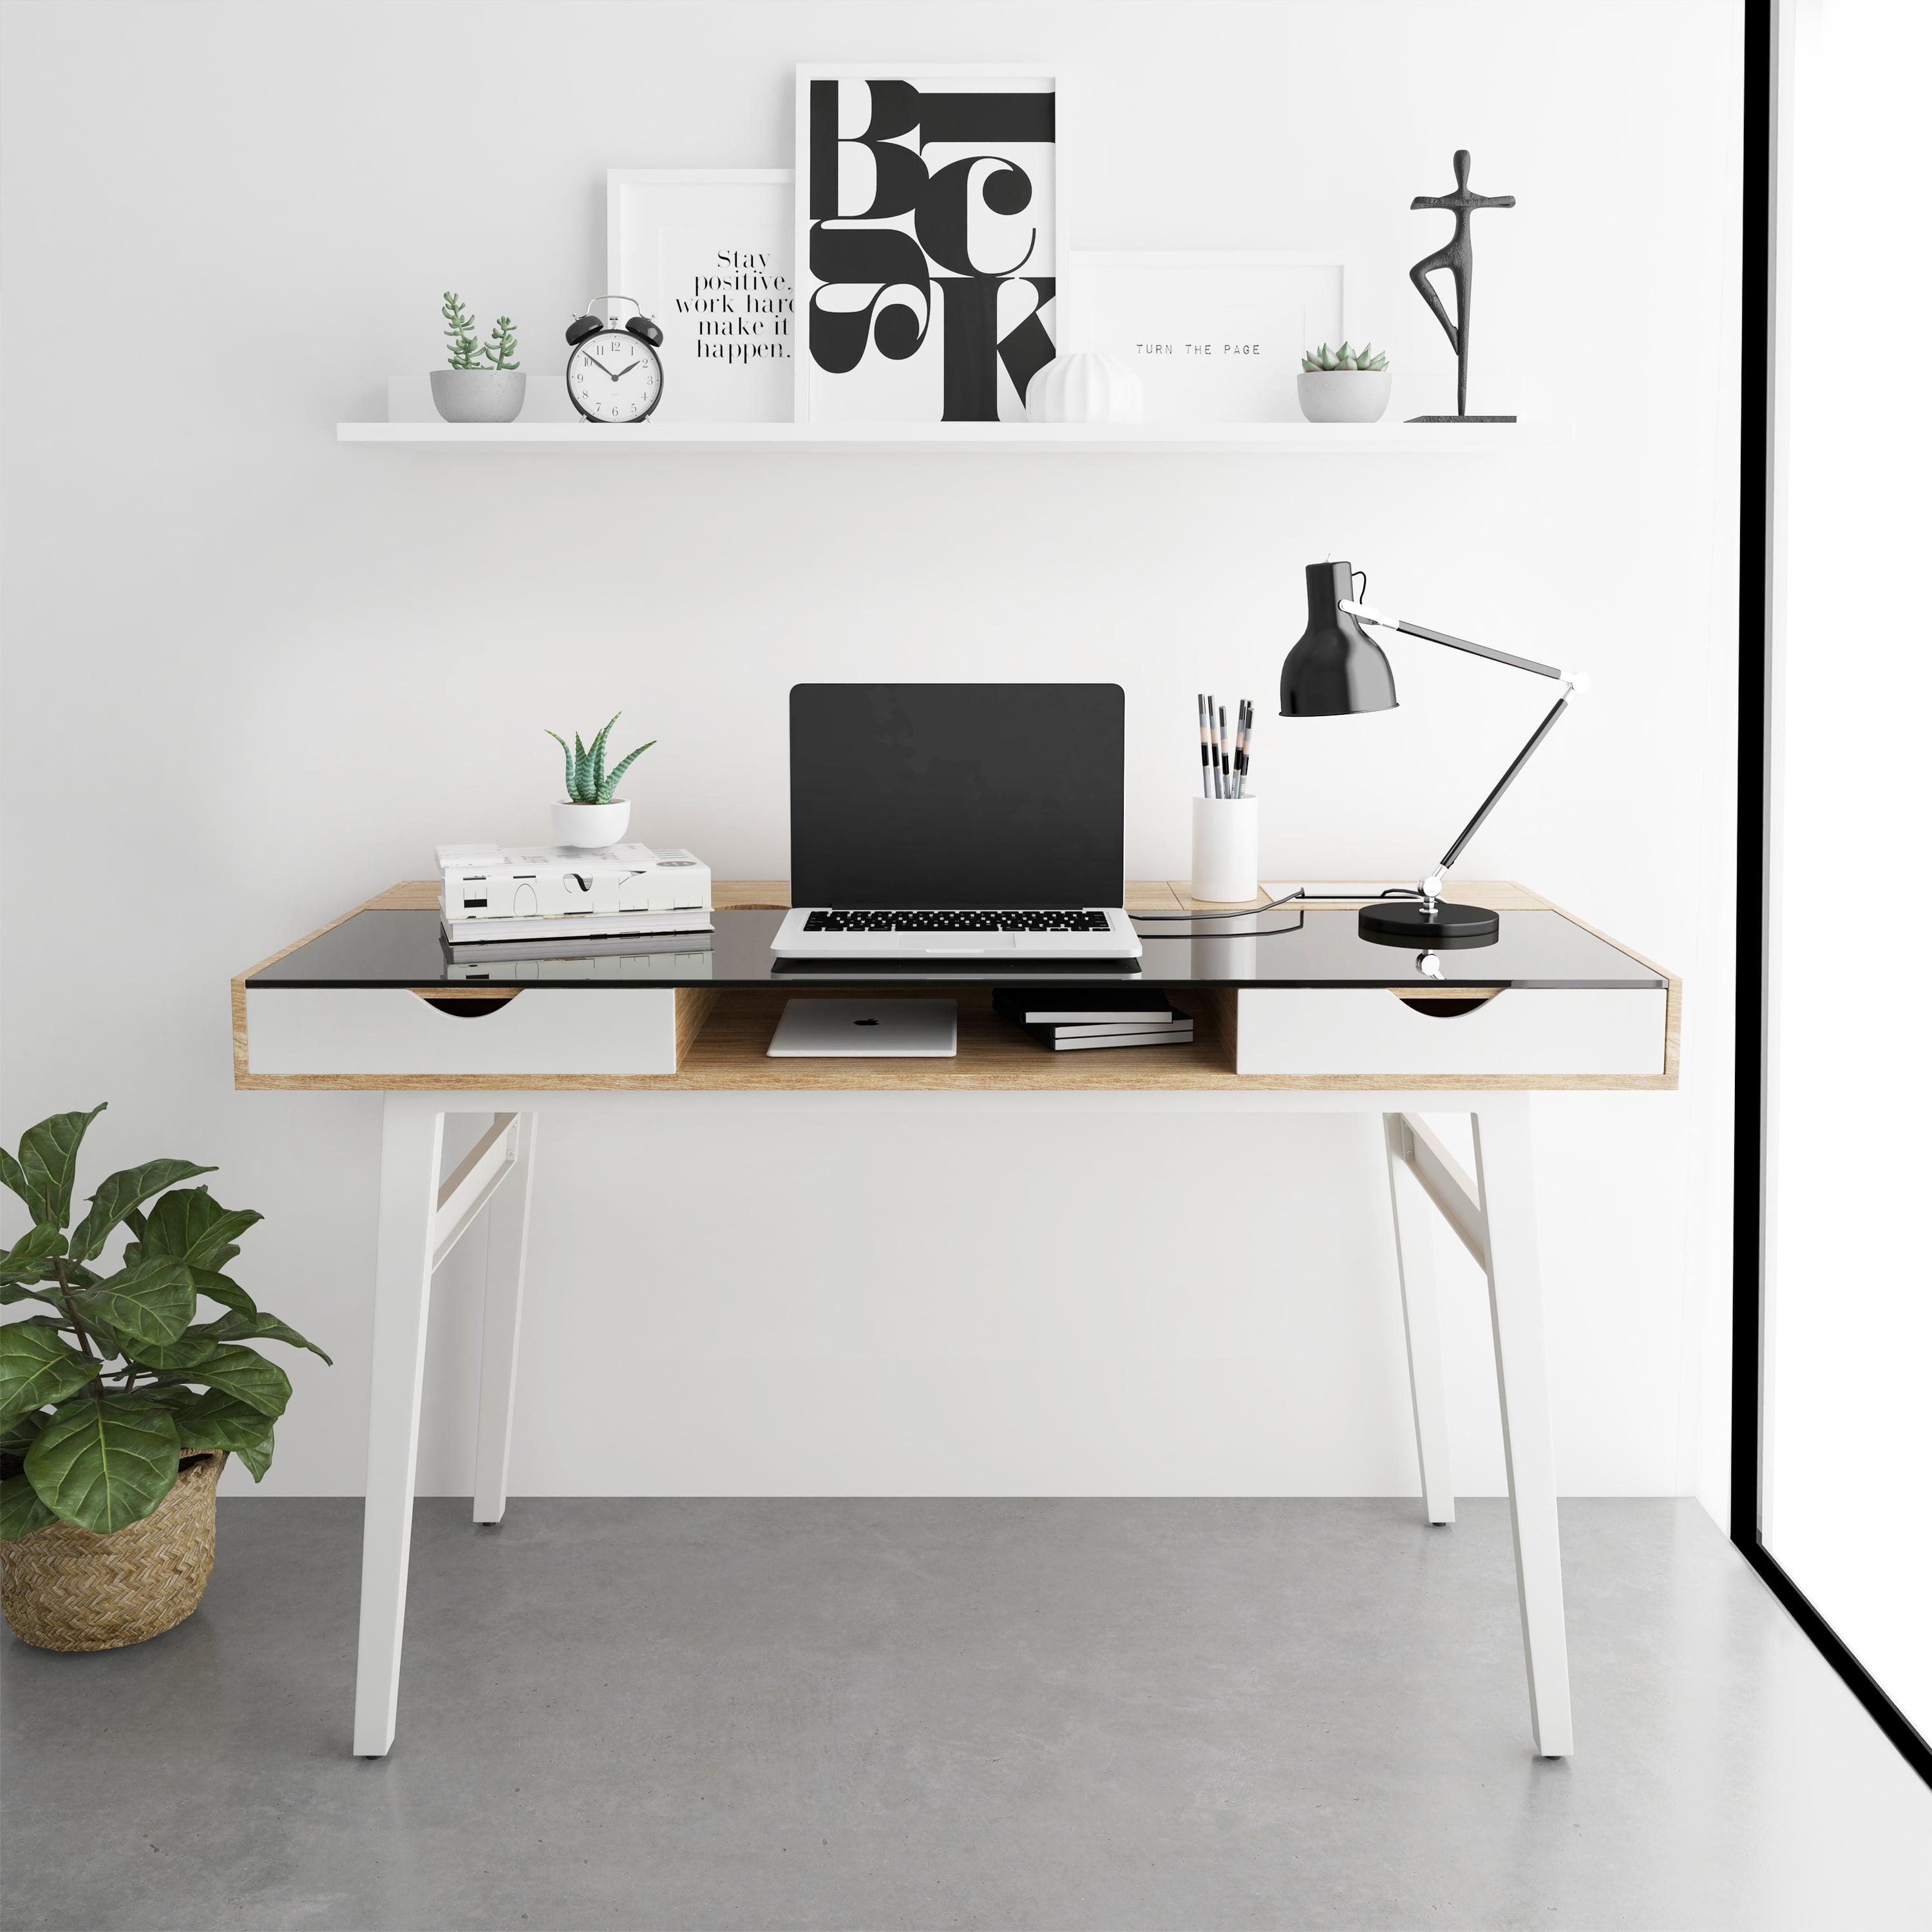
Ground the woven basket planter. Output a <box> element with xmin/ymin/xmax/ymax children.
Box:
<box><xmin>1</xmin><ymin>1450</ymin><xmax>225</xmax><ymax>1651</ymax></box>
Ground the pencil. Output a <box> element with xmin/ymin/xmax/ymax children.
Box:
<box><xmin>1218</xmin><ymin>705</ymin><xmax>1231</xmax><ymax>797</ymax></box>
<box><xmin>1206</xmin><ymin>693</ymin><xmax>1222</xmax><ymax>797</ymax></box>
<box><xmin>1197</xmin><ymin>694</ymin><xmax>1213</xmax><ymax>799</ymax></box>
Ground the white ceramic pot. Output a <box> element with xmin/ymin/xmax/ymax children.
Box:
<box><xmin>550</xmin><ymin>799</ymin><xmax>631</xmax><ymax>848</ymax></box>
<box><xmin>430</xmin><ymin>370</ymin><xmax>527</xmax><ymax>424</ymax></box>
<box><xmin>1296</xmin><ymin>369</ymin><xmax>1392</xmax><ymax>424</ymax></box>
<box><xmin>1025</xmin><ymin>353</ymin><xmax>1145</xmax><ymax>424</ymax></box>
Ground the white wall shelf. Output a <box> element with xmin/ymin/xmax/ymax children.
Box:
<box><xmin>336</xmin><ymin>420</ymin><xmax>1541</xmax><ymax>454</ymax></box>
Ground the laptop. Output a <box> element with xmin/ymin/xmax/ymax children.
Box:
<box><xmin>772</xmin><ymin>683</ymin><xmax>1142</xmax><ymax>960</ymax></box>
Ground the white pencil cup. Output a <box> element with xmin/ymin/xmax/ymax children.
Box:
<box><xmin>1191</xmin><ymin>795</ymin><xmax>1260</xmax><ymax>904</ymax></box>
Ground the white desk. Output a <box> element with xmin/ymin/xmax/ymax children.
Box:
<box><xmin>234</xmin><ymin>880</ymin><xmax>1678</xmax><ymax>1760</ymax></box>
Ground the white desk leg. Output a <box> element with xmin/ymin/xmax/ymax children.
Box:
<box><xmin>473</xmin><ymin>1112</ymin><xmax>537</xmax><ymax>1526</ymax></box>
<box><xmin>1383</xmin><ymin>1115</ymin><xmax>1455</xmax><ymax>1527</ymax></box>
<box><xmin>1471</xmin><ymin>1099</ymin><xmax>1574</xmax><ymax>1758</ymax></box>
<box><xmin>353</xmin><ymin>1096</ymin><xmax>446</xmax><ymax>1758</ymax></box>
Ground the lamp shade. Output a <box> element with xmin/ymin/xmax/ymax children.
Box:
<box><xmin>1280</xmin><ymin>561</ymin><xmax>1397</xmax><ymax>717</ymax></box>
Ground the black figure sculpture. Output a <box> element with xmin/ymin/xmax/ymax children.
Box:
<box><xmin>1406</xmin><ymin>149</ymin><xmax>1515</xmax><ymax>422</ymax></box>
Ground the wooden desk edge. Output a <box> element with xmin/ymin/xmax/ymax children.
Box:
<box><xmin>232</xmin><ymin>880</ymin><xmax>1680</xmax><ymax>1094</ymax></box>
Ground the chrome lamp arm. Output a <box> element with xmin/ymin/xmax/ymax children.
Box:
<box><xmin>1340</xmin><ymin>598</ymin><xmax>1590</xmax><ymax>913</ymax></box>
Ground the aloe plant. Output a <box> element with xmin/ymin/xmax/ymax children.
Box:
<box><xmin>546</xmin><ymin>714</ymin><xmax>656</xmax><ymax>805</ymax></box>
<box><xmin>1302</xmin><ymin>341</ymin><xmax>1389</xmax><ymax>372</ymax></box>
<box><xmin>0</xmin><ymin>1106</ymin><xmax>329</xmax><ymax>1540</ymax></box>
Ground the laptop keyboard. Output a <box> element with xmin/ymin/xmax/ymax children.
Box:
<box><xmin>802</xmin><ymin>909</ymin><xmax>1113</xmax><ymax>934</ymax></box>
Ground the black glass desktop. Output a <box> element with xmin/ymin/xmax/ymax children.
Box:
<box><xmin>248</xmin><ymin>906</ymin><xmax>1665</xmax><ymax>992</ymax></box>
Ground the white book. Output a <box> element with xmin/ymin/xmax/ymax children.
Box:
<box><xmin>437</xmin><ymin>843</ymin><xmax>711</xmax><ymax>922</ymax></box>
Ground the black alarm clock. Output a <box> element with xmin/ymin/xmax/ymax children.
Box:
<box><xmin>565</xmin><ymin>296</ymin><xmax>665</xmax><ymax>424</ymax></box>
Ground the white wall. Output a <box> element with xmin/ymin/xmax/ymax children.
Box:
<box><xmin>0</xmin><ymin>0</ymin><xmax>1741</xmax><ymax>1499</ymax></box>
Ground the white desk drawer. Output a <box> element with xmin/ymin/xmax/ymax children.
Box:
<box><xmin>1235</xmin><ymin>988</ymin><xmax>1668</xmax><ymax>1078</ymax></box>
<box><xmin>245</xmin><ymin>989</ymin><xmax>677</xmax><ymax>1077</ymax></box>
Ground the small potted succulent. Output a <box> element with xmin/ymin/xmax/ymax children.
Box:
<box><xmin>431</xmin><ymin>291</ymin><xmax>524</xmax><ymax>423</ymax></box>
<box><xmin>546</xmin><ymin>714</ymin><xmax>656</xmax><ymax>847</ymax></box>
<box><xmin>0</xmin><ymin>1105</ymin><xmax>329</xmax><ymax>1651</ymax></box>
<box><xmin>1297</xmin><ymin>341</ymin><xmax>1392</xmax><ymax>423</ymax></box>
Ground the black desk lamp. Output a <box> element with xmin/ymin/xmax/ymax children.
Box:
<box><xmin>1280</xmin><ymin>560</ymin><xmax>1588</xmax><ymax>945</ymax></box>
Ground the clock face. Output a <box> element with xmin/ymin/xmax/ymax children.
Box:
<box><xmin>567</xmin><ymin>330</ymin><xmax>663</xmax><ymax>423</ymax></box>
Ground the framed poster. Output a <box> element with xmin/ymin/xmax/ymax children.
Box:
<box><xmin>1069</xmin><ymin>252</ymin><xmax>1349</xmax><ymax>422</ymax></box>
<box><xmin>794</xmin><ymin>64</ymin><xmax>1064</xmax><ymax>422</ymax></box>
<box><xmin>607</xmin><ymin>169</ymin><xmax>794</xmax><ymax>422</ymax></box>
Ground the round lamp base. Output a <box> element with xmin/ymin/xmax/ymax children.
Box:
<box><xmin>1358</xmin><ymin>899</ymin><xmax>1501</xmax><ymax>946</ymax></box>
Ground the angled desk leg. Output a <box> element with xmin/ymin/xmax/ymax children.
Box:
<box><xmin>354</xmin><ymin>1095</ymin><xmax>446</xmax><ymax>1758</ymax></box>
<box><xmin>473</xmin><ymin>1113</ymin><xmax>538</xmax><ymax>1525</ymax></box>
<box><xmin>1472</xmin><ymin>1099</ymin><xmax>1574</xmax><ymax>1759</ymax></box>
<box><xmin>1382</xmin><ymin>1115</ymin><xmax>1456</xmax><ymax>1527</ymax></box>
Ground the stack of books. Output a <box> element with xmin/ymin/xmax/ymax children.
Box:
<box><xmin>435</xmin><ymin>843</ymin><xmax>713</xmax><ymax>961</ymax></box>
<box><xmin>992</xmin><ymin>988</ymin><xmax>1195</xmax><ymax>1052</ymax></box>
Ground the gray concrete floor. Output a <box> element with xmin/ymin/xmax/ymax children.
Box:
<box><xmin>5</xmin><ymin>1499</ymin><xmax>1930</xmax><ymax>1932</ymax></box>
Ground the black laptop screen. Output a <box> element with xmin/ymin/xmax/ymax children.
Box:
<box><xmin>790</xmin><ymin>683</ymin><xmax>1125</xmax><ymax>908</ymax></box>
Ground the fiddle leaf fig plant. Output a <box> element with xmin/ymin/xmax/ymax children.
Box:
<box><xmin>0</xmin><ymin>1106</ymin><xmax>329</xmax><ymax>1540</ymax></box>
<box><xmin>545</xmin><ymin>713</ymin><xmax>656</xmax><ymax>805</ymax></box>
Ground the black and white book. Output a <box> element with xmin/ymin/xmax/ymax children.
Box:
<box><xmin>993</xmin><ymin>988</ymin><xmax>1182</xmax><ymax>1027</ymax></box>
<box><xmin>442</xmin><ymin>929</ymin><xmax>714</xmax><ymax>963</ymax></box>
<box><xmin>1041</xmin><ymin>1019</ymin><xmax>1186</xmax><ymax>1039</ymax></box>
<box><xmin>1026</xmin><ymin>1023</ymin><xmax>1195</xmax><ymax>1053</ymax></box>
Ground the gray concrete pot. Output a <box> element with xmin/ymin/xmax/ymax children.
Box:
<box><xmin>1296</xmin><ymin>369</ymin><xmax>1392</xmax><ymax>424</ymax></box>
<box><xmin>430</xmin><ymin>370</ymin><xmax>526</xmax><ymax>424</ymax></box>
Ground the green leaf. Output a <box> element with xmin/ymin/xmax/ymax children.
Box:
<box><xmin>573</xmin><ymin>734</ymin><xmax>591</xmax><ymax>804</ymax></box>
<box><xmin>24</xmin><ymin>1396</ymin><xmax>179</xmax><ymax>1534</ymax></box>
<box><xmin>1</xmin><ymin>1222</ymin><xmax>66</xmax><ymax>1273</ymax></box>
<box><xmin>0</xmin><ymin>1323</ymin><xmax>98</xmax><ymax>1420</ymax></box>
<box><xmin>12</xmin><ymin>1105</ymin><xmax>107</xmax><ymax>1227</ymax></box>
<box><xmin>185</xmin><ymin>1267</ymin><xmax>257</xmax><ymax>1319</ymax></box>
<box><xmin>596</xmin><ymin>741</ymin><xmax>655</xmax><ymax>804</ymax></box>
<box><xmin>234</xmin><ymin>1428</ymin><xmax>274</xmax><ymax>1483</ymax></box>
<box><xmin>545</xmin><ymin>730</ymin><xmax>576</xmax><ymax>800</ymax></box>
<box><xmin>71</xmin><ymin>1258</ymin><xmax>196</xmax><ymax>1350</ymax></box>
<box><xmin>138</xmin><ymin>1188</ymin><xmax>261</xmax><ymax>1268</ymax></box>
<box><xmin>0</xmin><ymin>1282</ymin><xmax>54</xmax><ymax>1305</ymax></box>
<box><xmin>189</xmin><ymin>1306</ymin><xmax>332</xmax><ymax>1365</ymax></box>
<box><xmin>587</xmin><ymin>714</ymin><xmax>618</xmax><ymax>794</ymax></box>
<box><xmin>190</xmin><ymin>1343</ymin><xmax>291</xmax><ymax>1418</ymax></box>
<box><xmin>171</xmin><ymin>1388</ymin><xmax>274</xmax><ymax>1457</ymax></box>
<box><xmin>68</xmin><ymin>1159</ymin><xmax>218</xmax><ymax>1263</ymax></box>
<box><xmin>0</xmin><ymin>1472</ymin><xmax>57</xmax><ymax>1540</ymax></box>
<box><xmin>1</xmin><ymin>1406</ymin><xmax>51</xmax><ymax>1457</ymax></box>
<box><xmin>122</xmin><ymin>1330</ymin><xmax>220</xmax><ymax>1372</ymax></box>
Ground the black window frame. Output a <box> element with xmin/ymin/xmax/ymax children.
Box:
<box><xmin>1732</xmin><ymin>0</ymin><xmax>1932</xmax><ymax>1791</ymax></box>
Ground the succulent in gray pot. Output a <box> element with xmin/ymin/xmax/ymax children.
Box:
<box><xmin>1297</xmin><ymin>341</ymin><xmax>1393</xmax><ymax>424</ymax></box>
<box><xmin>431</xmin><ymin>290</ymin><xmax>525</xmax><ymax>423</ymax></box>
<box><xmin>0</xmin><ymin>1105</ymin><xmax>330</xmax><ymax>1651</ymax></box>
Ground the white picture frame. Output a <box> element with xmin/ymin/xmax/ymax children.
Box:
<box><xmin>607</xmin><ymin>169</ymin><xmax>795</xmax><ymax>422</ymax></box>
<box><xmin>1068</xmin><ymin>251</ymin><xmax>1351</xmax><ymax>423</ymax></box>
<box><xmin>793</xmin><ymin>64</ymin><xmax>1066</xmax><ymax>423</ymax></box>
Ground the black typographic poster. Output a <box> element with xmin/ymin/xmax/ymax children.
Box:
<box><xmin>795</xmin><ymin>70</ymin><xmax>1059</xmax><ymax>422</ymax></box>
